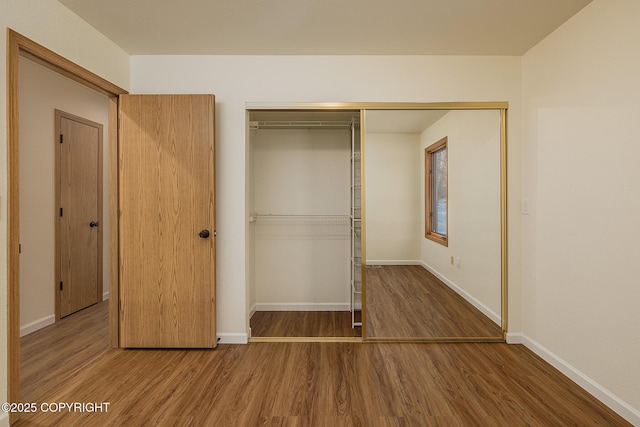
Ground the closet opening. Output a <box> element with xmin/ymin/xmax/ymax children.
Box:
<box><xmin>246</xmin><ymin>101</ymin><xmax>508</xmax><ymax>343</ymax></box>
<box><xmin>247</xmin><ymin>109</ymin><xmax>362</xmax><ymax>340</ymax></box>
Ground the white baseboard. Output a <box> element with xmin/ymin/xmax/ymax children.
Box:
<box><xmin>103</xmin><ymin>291</ymin><xmax>109</xmax><ymax>301</ymax></box>
<box><xmin>505</xmin><ymin>332</ymin><xmax>524</xmax><ymax>344</ymax></box>
<box><xmin>0</xmin><ymin>412</ymin><xmax>7</xmax><ymax>426</ymax></box>
<box><xmin>420</xmin><ymin>261</ymin><xmax>501</xmax><ymax>326</ymax></box>
<box><xmin>20</xmin><ymin>314</ymin><xmax>55</xmax><ymax>337</ymax></box>
<box><xmin>254</xmin><ymin>303</ymin><xmax>350</xmax><ymax>311</ymax></box>
<box><xmin>216</xmin><ymin>333</ymin><xmax>248</xmax><ymax>344</ymax></box>
<box><xmin>366</xmin><ymin>260</ymin><xmax>422</xmax><ymax>266</ymax></box>
<box><xmin>249</xmin><ymin>303</ymin><xmax>257</xmax><ymax>319</ymax></box>
<box><xmin>507</xmin><ymin>332</ymin><xmax>640</xmax><ymax>426</ymax></box>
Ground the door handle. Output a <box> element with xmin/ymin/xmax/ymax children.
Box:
<box><xmin>89</xmin><ymin>221</ymin><xmax>100</xmax><ymax>228</ymax></box>
<box><xmin>199</xmin><ymin>229</ymin><xmax>210</xmax><ymax>239</ymax></box>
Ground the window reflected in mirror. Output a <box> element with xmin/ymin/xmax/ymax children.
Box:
<box><xmin>425</xmin><ymin>136</ymin><xmax>448</xmax><ymax>246</ymax></box>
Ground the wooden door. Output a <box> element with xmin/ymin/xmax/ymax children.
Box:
<box><xmin>119</xmin><ymin>94</ymin><xmax>216</xmax><ymax>348</ymax></box>
<box><xmin>56</xmin><ymin>111</ymin><xmax>103</xmax><ymax>318</ymax></box>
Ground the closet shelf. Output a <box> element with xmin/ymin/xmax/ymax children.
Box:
<box><xmin>352</xmin><ymin>281</ymin><xmax>362</xmax><ymax>293</ymax></box>
<box><xmin>351</xmin><ymin>116</ymin><xmax>362</xmax><ymax>329</ymax></box>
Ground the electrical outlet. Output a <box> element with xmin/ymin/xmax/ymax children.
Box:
<box><xmin>450</xmin><ymin>256</ymin><xmax>454</xmax><ymax>265</ymax></box>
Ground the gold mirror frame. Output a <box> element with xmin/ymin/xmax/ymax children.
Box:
<box><xmin>246</xmin><ymin>102</ymin><xmax>508</xmax><ymax>342</ymax></box>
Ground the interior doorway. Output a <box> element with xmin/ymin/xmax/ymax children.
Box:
<box><xmin>18</xmin><ymin>56</ymin><xmax>110</xmax><ymax>335</ymax></box>
<box><xmin>7</xmin><ymin>30</ymin><xmax>127</xmax><ymax>423</ymax></box>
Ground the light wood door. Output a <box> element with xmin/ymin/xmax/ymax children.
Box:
<box><xmin>119</xmin><ymin>94</ymin><xmax>216</xmax><ymax>348</ymax></box>
<box><xmin>56</xmin><ymin>111</ymin><xmax>103</xmax><ymax>318</ymax></box>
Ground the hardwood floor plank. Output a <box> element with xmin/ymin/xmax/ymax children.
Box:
<box><xmin>366</xmin><ymin>265</ymin><xmax>502</xmax><ymax>338</ymax></box>
<box><xmin>20</xmin><ymin>301</ymin><xmax>109</xmax><ymax>403</ymax></box>
<box><xmin>251</xmin><ymin>311</ymin><xmax>361</xmax><ymax>337</ymax></box>
<box><xmin>17</xmin><ymin>302</ymin><xmax>630</xmax><ymax>426</ymax></box>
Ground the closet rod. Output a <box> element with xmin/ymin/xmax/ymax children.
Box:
<box><xmin>250</xmin><ymin>214</ymin><xmax>350</xmax><ymax>224</ymax></box>
<box><xmin>252</xmin><ymin>214</ymin><xmax>350</xmax><ymax>219</ymax></box>
<box><xmin>249</xmin><ymin>120</ymin><xmax>352</xmax><ymax>130</ymax></box>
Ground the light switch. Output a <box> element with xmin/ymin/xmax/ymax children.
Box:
<box><xmin>521</xmin><ymin>199</ymin><xmax>530</xmax><ymax>215</ymax></box>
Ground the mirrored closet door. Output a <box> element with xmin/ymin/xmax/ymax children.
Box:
<box><xmin>362</xmin><ymin>107</ymin><xmax>507</xmax><ymax>341</ymax></box>
<box><xmin>247</xmin><ymin>103</ymin><xmax>507</xmax><ymax>342</ymax></box>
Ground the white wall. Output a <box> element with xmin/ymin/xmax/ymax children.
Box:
<box><xmin>420</xmin><ymin>110</ymin><xmax>502</xmax><ymax>320</ymax></box>
<box><xmin>0</xmin><ymin>0</ymin><xmax>130</xmax><ymax>417</ymax></box>
<box><xmin>251</xmin><ymin>128</ymin><xmax>351</xmax><ymax>309</ymax></box>
<box><xmin>130</xmin><ymin>55</ymin><xmax>523</xmax><ymax>342</ymax></box>
<box><xmin>19</xmin><ymin>56</ymin><xmax>111</xmax><ymax>335</ymax></box>
<box><xmin>521</xmin><ymin>0</ymin><xmax>640</xmax><ymax>420</ymax></box>
<box><xmin>365</xmin><ymin>133</ymin><xmax>421</xmax><ymax>262</ymax></box>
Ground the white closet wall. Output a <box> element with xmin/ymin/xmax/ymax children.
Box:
<box><xmin>251</xmin><ymin>128</ymin><xmax>351</xmax><ymax>310</ymax></box>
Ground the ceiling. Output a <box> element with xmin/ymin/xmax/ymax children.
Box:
<box><xmin>57</xmin><ymin>0</ymin><xmax>592</xmax><ymax>56</ymax></box>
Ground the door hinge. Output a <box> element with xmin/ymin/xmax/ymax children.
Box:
<box><xmin>59</xmin><ymin>281</ymin><xmax>63</xmax><ymax>291</ymax></box>
<box><xmin>214</xmin><ymin>230</ymin><xmax>217</xmax><ymax>237</ymax></box>
<box><xmin>59</xmin><ymin>134</ymin><xmax>64</xmax><ymax>144</ymax></box>
<box><xmin>60</xmin><ymin>207</ymin><xmax>63</xmax><ymax>217</ymax></box>
<box><xmin>19</xmin><ymin>244</ymin><xmax>21</xmax><ymax>254</ymax></box>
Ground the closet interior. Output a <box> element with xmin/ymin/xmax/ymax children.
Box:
<box><xmin>248</xmin><ymin>110</ymin><xmax>361</xmax><ymax>338</ymax></box>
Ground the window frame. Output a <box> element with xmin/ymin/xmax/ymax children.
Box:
<box><xmin>425</xmin><ymin>136</ymin><xmax>448</xmax><ymax>246</ymax></box>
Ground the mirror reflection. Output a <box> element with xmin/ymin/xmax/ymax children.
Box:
<box><xmin>364</xmin><ymin>109</ymin><xmax>503</xmax><ymax>339</ymax></box>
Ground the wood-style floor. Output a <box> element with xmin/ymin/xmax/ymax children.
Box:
<box><xmin>366</xmin><ymin>265</ymin><xmax>503</xmax><ymax>338</ymax></box>
<box><xmin>17</xmin><ymin>301</ymin><xmax>630</xmax><ymax>426</ymax></box>
<box><xmin>250</xmin><ymin>311</ymin><xmax>361</xmax><ymax>337</ymax></box>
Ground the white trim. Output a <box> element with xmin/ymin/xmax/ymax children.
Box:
<box><xmin>103</xmin><ymin>291</ymin><xmax>109</xmax><ymax>301</ymax></box>
<box><xmin>0</xmin><ymin>412</ymin><xmax>8</xmax><ymax>426</ymax></box>
<box><xmin>20</xmin><ymin>315</ymin><xmax>55</xmax><ymax>337</ymax></box>
<box><xmin>420</xmin><ymin>261</ymin><xmax>501</xmax><ymax>326</ymax></box>
<box><xmin>509</xmin><ymin>333</ymin><xmax>640</xmax><ymax>426</ymax></box>
<box><xmin>254</xmin><ymin>303</ymin><xmax>350</xmax><ymax>311</ymax></box>
<box><xmin>506</xmin><ymin>332</ymin><xmax>524</xmax><ymax>344</ymax></box>
<box><xmin>250</xmin><ymin>336</ymin><xmax>362</xmax><ymax>343</ymax></box>
<box><xmin>366</xmin><ymin>260</ymin><xmax>422</xmax><ymax>266</ymax></box>
<box><xmin>217</xmin><ymin>333</ymin><xmax>249</xmax><ymax>344</ymax></box>
<box><xmin>249</xmin><ymin>303</ymin><xmax>257</xmax><ymax>319</ymax></box>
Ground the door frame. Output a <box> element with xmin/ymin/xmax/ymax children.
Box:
<box><xmin>54</xmin><ymin>110</ymin><xmax>104</xmax><ymax>320</ymax></box>
<box><xmin>6</xmin><ymin>29</ymin><xmax>127</xmax><ymax>422</ymax></box>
